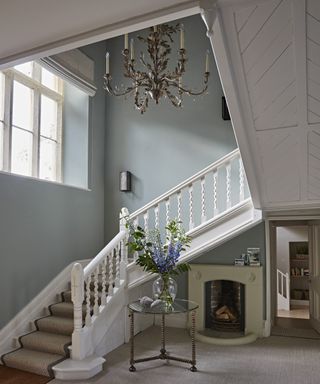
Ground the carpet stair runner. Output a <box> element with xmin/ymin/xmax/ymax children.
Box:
<box><xmin>0</xmin><ymin>282</ymin><xmax>106</xmax><ymax>378</ymax></box>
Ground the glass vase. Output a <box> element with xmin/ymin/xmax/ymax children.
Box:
<box><xmin>152</xmin><ymin>275</ymin><xmax>177</xmax><ymax>310</ymax></box>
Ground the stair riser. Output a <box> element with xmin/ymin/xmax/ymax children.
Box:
<box><xmin>35</xmin><ymin>319</ymin><xmax>74</xmax><ymax>337</ymax></box>
<box><xmin>49</xmin><ymin>306</ymin><xmax>86</xmax><ymax>319</ymax></box>
<box><xmin>20</xmin><ymin>335</ymin><xmax>71</xmax><ymax>356</ymax></box>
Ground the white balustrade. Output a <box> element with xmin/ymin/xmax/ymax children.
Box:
<box><xmin>277</xmin><ymin>269</ymin><xmax>290</xmax><ymax>311</ymax></box>
<box><xmin>201</xmin><ymin>176</ymin><xmax>206</xmax><ymax>223</ymax></box>
<box><xmin>115</xmin><ymin>244</ymin><xmax>120</xmax><ymax>288</ymax></box>
<box><xmin>133</xmin><ymin>217</ymin><xmax>139</xmax><ymax>260</ymax></box>
<box><xmin>177</xmin><ymin>191</ymin><xmax>182</xmax><ymax>223</ymax></box>
<box><xmin>108</xmin><ymin>253</ymin><xmax>114</xmax><ymax>297</ymax></box>
<box><xmin>213</xmin><ymin>169</ymin><xmax>218</xmax><ymax>216</ymax></box>
<box><xmin>93</xmin><ymin>266</ymin><xmax>100</xmax><ymax>316</ymax></box>
<box><xmin>85</xmin><ymin>274</ymin><xmax>92</xmax><ymax>326</ymax></box>
<box><xmin>188</xmin><ymin>184</ymin><xmax>194</xmax><ymax>230</ymax></box>
<box><xmin>71</xmin><ymin>208</ymin><xmax>129</xmax><ymax>360</ymax></box>
<box><xmin>226</xmin><ymin>161</ymin><xmax>231</xmax><ymax>210</ymax></box>
<box><xmin>127</xmin><ymin>149</ymin><xmax>249</xmax><ymax>240</ymax></box>
<box><xmin>143</xmin><ymin>211</ymin><xmax>149</xmax><ymax>234</ymax></box>
<box><xmin>165</xmin><ymin>199</ymin><xmax>170</xmax><ymax>227</ymax></box>
<box><xmin>154</xmin><ymin>205</ymin><xmax>159</xmax><ymax>229</ymax></box>
<box><xmin>101</xmin><ymin>258</ymin><xmax>107</xmax><ymax>306</ymax></box>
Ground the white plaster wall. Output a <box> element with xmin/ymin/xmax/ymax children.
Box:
<box><xmin>95</xmin><ymin>279</ymin><xmax>155</xmax><ymax>357</ymax></box>
<box><xmin>276</xmin><ymin>226</ymin><xmax>308</xmax><ymax>275</ymax></box>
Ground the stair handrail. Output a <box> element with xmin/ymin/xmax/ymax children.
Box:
<box><xmin>129</xmin><ymin>148</ymin><xmax>241</xmax><ymax>220</ymax></box>
<box><xmin>71</xmin><ymin>208</ymin><xmax>129</xmax><ymax>360</ymax></box>
<box><xmin>277</xmin><ymin>268</ymin><xmax>290</xmax><ymax>299</ymax></box>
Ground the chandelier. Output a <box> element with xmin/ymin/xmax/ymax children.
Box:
<box><xmin>103</xmin><ymin>24</ymin><xmax>210</xmax><ymax>114</ymax></box>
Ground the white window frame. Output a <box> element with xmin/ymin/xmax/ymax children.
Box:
<box><xmin>1</xmin><ymin>62</ymin><xmax>63</xmax><ymax>182</ymax></box>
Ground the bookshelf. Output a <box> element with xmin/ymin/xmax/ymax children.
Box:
<box><xmin>289</xmin><ymin>241</ymin><xmax>309</xmax><ymax>307</ymax></box>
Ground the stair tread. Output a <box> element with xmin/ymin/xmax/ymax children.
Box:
<box><xmin>20</xmin><ymin>331</ymin><xmax>71</xmax><ymax>356</ymax></box>
<box><xmin>2</xmin><ymin>348</ymin><xmax>64</xmax><ymax>377</ymax></box>
<box><xmin>36</xmin><ymin>316</ymin><xmax>74</xmax><ymax>336</ymax></box>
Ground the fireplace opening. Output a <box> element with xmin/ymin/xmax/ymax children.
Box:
<box><xmin>205</xmin><ymin>280</ymin><xmax>245</xmax><ymax>333</ymax></box>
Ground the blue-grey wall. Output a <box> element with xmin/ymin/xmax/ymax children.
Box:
<box><xmin>63</xmin><ymin>82</ymin><xmax>89</xmax><ymax>188</ymax></box>
<box><xmin>0</xmin><ymin>41</ymin><xmax>106</xmax><ymax>329</ymax></box>
<box><xmin>104</xmin><ymin>15</ymin><xmax>237</xmax><ymax>240</ymax></box>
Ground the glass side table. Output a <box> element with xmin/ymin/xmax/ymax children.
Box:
<box><xmin>128</xmin><ymin>299</ymin><xmax>199</xmax><ymax>372</ymax></box>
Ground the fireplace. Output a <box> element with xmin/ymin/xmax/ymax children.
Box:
<box><xmin>205</xmin><ymin>280</ymin><xmax>245</xmax><ymax>333</ymax></box>
<box><xmin>188</xmin><ymin>265</ymin><xmax>263</xmax><ymax>344</ymax></box>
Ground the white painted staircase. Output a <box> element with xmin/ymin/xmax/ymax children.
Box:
<box><xmin>0</xmin><ymin>149</ymin><xmax>261</xmax><ymax>380</ymax></box>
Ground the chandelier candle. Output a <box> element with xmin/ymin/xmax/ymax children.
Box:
<box><xmin>105</xmin><ymin>52</ymin><xmax>110</xmax><ymax>75</ymax></box>
<box><xmin>124</xmin><ymin>34</ymin><xmax>129</xmax><ymax>50</ymax></box>
<box><xmin>130</xmin><ymin>38</ymin><xmax>134</xmax><ymax>61</ymax></box>
<box><xmin>103</xmin><ymin>23</ymin><xmax>210</xmax><ymax>113</ymax></box>
<box><xmin>206</xmin><ymin>50</ymin><xmax>210</xmax><ymax>73</ymax></box>
<box><xmin>180</xmin><ymin>24</ymin><xmax>185</xmax><ymax>49</ymax></box>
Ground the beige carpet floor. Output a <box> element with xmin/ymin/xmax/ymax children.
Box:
<box><xmin>52</xmin><ymin>326</ymin><xmax>320</xmax><ymax>384</ymax></box>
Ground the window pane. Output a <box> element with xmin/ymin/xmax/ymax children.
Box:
<box><xmin>11</xmin><ymin>128</ymin><xmax>33</xmax><ymax>176</ymax></box>
<box><xmin>40</xmin><ymin>95</ymin><xmax>57</xmax><ymax>139</ymax></box>
<box><xmin>14</xmin><ymin>62</ymin><xmax>33</xmax><ymax>78</ymax></box>
<box><xmin>41</xmin><ymin>68</ymin><xmax>59</xmax><ymax>91</ymax></box>
<box><xmin>39</xmin><ymin>137</ymin><xmax>57</xmax><ymax>181</ymax></box>
<box><xmin>0</xmin><ymin>72</ymin><xmax>4</xmax><ymax>121</ymax></box>
<box><xmin>0</xmin><ymin>122</ymin><xmax>3</xmax><ymax>170</ymax></box>
<box><xmin>12</xmin><ymin>81</ymin><xmax>33</xmax><ymax>131</ymax></box>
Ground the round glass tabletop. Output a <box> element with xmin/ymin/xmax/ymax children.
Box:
<box><xmin>128</xmin><ymin>299</ymin><xmax>199</xmax><ymax>314</ymax></box>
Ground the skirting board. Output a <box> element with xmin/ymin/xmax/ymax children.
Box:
<box><xmin>0</xmin><ymin>259</ymin><xmax>90</xmax><ymax>358</ymax></box>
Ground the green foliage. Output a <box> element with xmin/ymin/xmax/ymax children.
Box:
<box><xmin>126</xmin><ymin>218</ymin><xmax>191</xmax><ymax>277</ymax></box>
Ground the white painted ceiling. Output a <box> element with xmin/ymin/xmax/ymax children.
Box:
<box><xmin>0</xmin><ymin>0</ymin><xmax>198</xmax><ymax>67</ymax></box>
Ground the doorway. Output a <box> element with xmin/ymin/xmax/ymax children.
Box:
<box><xmin>269</xmin><ymin>219</ymin><xmax>320</xmax><ymax>334</ymax></box>
<box><xmin>275</xmin><ymin>225</ymin><xmax>310</xmax><ymax>321</ymax></box>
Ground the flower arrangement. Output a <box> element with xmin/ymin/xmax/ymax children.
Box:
<box><xmin>127</xmin><ymin>219</ymin><xmax>191</xmax><ymax>307</ymax></box>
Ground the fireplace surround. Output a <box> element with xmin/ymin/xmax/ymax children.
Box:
<box><xmin>188</xmin><ymin>264</ymin><xmax>263</xmax><ymax>345</ymax></box>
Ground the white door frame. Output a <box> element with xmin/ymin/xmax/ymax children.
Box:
<box><xmin>265</xmin><ymin>215</ymin><xmax>320</xmax><ymax>336</ymax></box>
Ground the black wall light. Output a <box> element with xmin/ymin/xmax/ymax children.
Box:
<box><xmin>120</xmin><ymin>171</ymin><xmax>132</xmax><ymax>192</ymax></box>
<box><xmin>222</xmin><ymin>96</ymin><xmax>231</xmax><ymax>121</ymax></box>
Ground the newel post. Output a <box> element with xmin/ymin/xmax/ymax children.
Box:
<box><xmin>120</xmin><ymin>207</ymin><xmax>130</xmax><ymax>281</ymax></box>
<box><xmin>71</xmin><ymin>262</ymin><xmax>85</xmax><ymax>360</ymax></box>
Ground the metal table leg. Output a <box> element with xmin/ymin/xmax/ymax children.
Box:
<box><xmin>190</xmin><ymin>309</ymin><xmax>197</xmax><ymax>372</ymax></box>
<box><xmin>160</xmin><ymin>313</ymin><xmax>166</xmax><ymax>358</ymax></box>
<box><xmin>129</xmin><ymin>309</ymin><xmax>136</xmax><ymax>372</ymax></box>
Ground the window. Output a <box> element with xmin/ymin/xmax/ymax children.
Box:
<box><xmin>0</xmin><ymin>61</ymin><xmax>63</xmax><ymax>182</ymax></box>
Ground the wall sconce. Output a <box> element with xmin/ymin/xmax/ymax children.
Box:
<box><xmin>222</xmin><ymin>96</ymin><xmax>231</xmax><ymax>121</ymax></box>
<box><xmin>120</xmin><ymin>171</ymin><xmax>132</xmax><ymax>192</ymax></box>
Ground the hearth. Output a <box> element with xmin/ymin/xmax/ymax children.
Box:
<box><xmin>205</xmin><ymin>280</ymin><xmax>245</xmax><ymax>333</ymax></box>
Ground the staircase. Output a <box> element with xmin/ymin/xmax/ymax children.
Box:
<box><xmin>277</xmin><ymin>269</ymin><xmax>290</xmax><ymax>311</ymax></box>
<box><xmin>0</xmin><ymin>148</ymin><xmax>262</xmax><ymax>380</ymax></box>
<box><xmin>0</xmin><ymin>282</ymin><xmax>109</xmax><ymax>377</ymax></box>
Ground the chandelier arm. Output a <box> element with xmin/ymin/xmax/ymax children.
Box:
<box><xmin>164</xmin><ymin>72</ymin><xmax>210</xmax><ymax>96</ymax></box>
<box><xmin>165</xmin><ymin>89</ymin><xmax>182</xmax><ymax>108</ymax></box>
<box><xmin>103</xmin><ymin>75</ymin><xmax>137</xmax><ymax>97</ymax></box>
